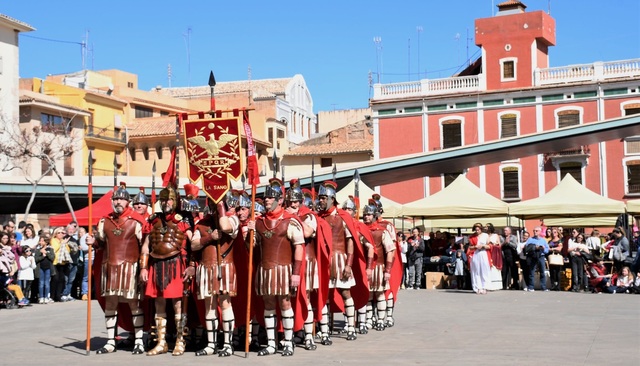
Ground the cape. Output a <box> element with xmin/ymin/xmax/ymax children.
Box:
<box><xmin>377</xmin><ymin>219</ymin><xmax>403</xmax><ymax>301</ymax></box>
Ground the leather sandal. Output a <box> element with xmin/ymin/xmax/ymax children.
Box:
<box><xmin>131</xmin><ymin>343</ymin><xmax>145</xmax><ymax>355</ymax></box>
<box><xmin>96</xmin><ymin>343</ymin><xmax>116</xmax><ymax>354</ymax></box>
<box><xmin>320</xmin><ymin>336</ymin><xmax>332</xmax><ymax>346</ymax></box>
<box><xmin>346</xmin><ymin>331</ymin><xmax>357</xmax><ymax>341</ymax></box>
<box><xmin>304</xmin><ymin>339</ymin><xmax>317</xmax><ymax>350</ymax></box>
<box><xmin>385</xmin><ymin>318</ymin><xmax>394</xmax><ymax>328</ymax></box>
<box><xmin>359</xmin><ymin>325</ymin><xmax>369</xmax><ymax>334</ymax></box>
<box><xmin>281</xmin><ymin>344</ymin><xmax>294</xmax><ymax>357</ymax></box>
<box><xmin>195</xmin><ymin>345</ymin><xmax>217</xmax><ymax>356</ymax></box>
<box><xmin>249</xmin><ymin>341</ymin><xmax>262</xmax><ymax>352</ymax></box>
<box><xmin>218</xmin><ymin>344</ymin><xmax>233</xmax><ymax>357</ymax></box>
<box><xmin>257</xmin><ymin>345</ymin><xmax>277</xmax><ymax>356</ymax></box>
<box><xmin>374</xmin><ymin>322</ymin><xmax>386</xmax><ymax>331</ymax></box>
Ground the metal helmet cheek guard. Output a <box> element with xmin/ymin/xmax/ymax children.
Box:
<box><xmin>302</xmin><ymin>188</ymin><xmax>314</xmax><ymax>210</ymax></box>
<box><xmin>159</xmin><ymin>184</ymin><xmax>180</xmax><ymax>211</ymax></box>
<box><xmin>285</xmin><ymin>178</ymin><xmax>303</xmax><ymax>202</ymax></box>
<box><xmin>265</xmin><ymin>177</ymin><xmax>284</xmax><ymax>200</ymax></box>
<box><xmin>318</xmin><ymin>180</ymin><xmax>338</xmax><ymax>206</ymax></box>
<box><xmin>113</xmin><ymin>181</ymin><xmax>131</xmax><ymax>201</ymax></box>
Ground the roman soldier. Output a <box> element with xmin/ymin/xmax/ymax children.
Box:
<box><xmin>139</xmin><ymin>183</ymin><xmax>194</xmax><ymax>356</ymax></box>
<box><xmin>190</xmin><ymin>192</ymin><xmax>240</xmax><ymax>357</ymax></box>
<box><xmin>246</xmin><ymin>178</ymin><xmax>306</xmax><ymax>357</ymax></box>
<box><xmin>132</xmin><ymin>187</ymin><xmax>151</xmax><ymax>219</ymax></box>
<box><xmin>371</xmin><ymin>194</ymin><xmax>402</xmax><ymax>328</ymax></box>
<box><xmin>362</xmin><ymin>200</ymin><xmax>396</xmax><ymax>331</ymax></box>
<box><xmin>284</xmin><ymin>179</ymin><xmax>332</xmax><ymax>351</ymax></box>
<box><xmin>87</xmin><ymin>182</ymin><xmax>147</xmax><ymax>355</ymax></box>
<box><xmin>317</xmin><ymin>181</ymin><xmax>368</xmax><ymax>343</ymax></box>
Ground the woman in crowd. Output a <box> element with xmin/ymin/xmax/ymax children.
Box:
<box><xmin>467</xmin><ymin>223</ymin><xmax>491</xmax><ymax>294</ymax></box>
<box><xmin>517</xmin><ymin>231</ymin><xmax>530</xmax><ymax>290</ymax></box>
<box><xmin>547</xmin><ymin>228</ymin><xmax>564</xmax><ymax>291</ymax></box>
<box><xmin>568</xmin><ymin>232</ymin><xmax>590</xmax><ymax>292</ymax></box>
<box><xmin>585</xmin><ymin>230</ymin><xmax>601</xmax><ymax>257</ymax></box>
<box><xmin>35</xmin><ymin>233</ymin><xmax>55</xmax><ymax>304</ymax></box>
<box><xmin>544</xmin><ymin>228</ymin><xmax>553</xmax><ymax>243</ymax></box>
<box><xmin>21</xmin><ymin>224</ymin><xmax>39</xmax><ymax>250</ymax></box>
<box><xmin>50</xmin><ymin>226</ymin><xmax>70</xmax><ymax>302</ymax></box>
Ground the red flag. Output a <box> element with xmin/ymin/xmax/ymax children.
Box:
<box><xmin>242</xmin><ymin>109</ymin><xmax>260</xmax><ymax>186</ymax></box>
<box><xmin>162</xmin><ymin>146</ymin><xmax>177</xmax><ymax>188</ymax></box>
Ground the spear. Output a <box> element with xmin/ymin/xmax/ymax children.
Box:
<box><xmin>332</xmin><ymin>163</ymin><xmax>337</xmax><ymax>182</ymax></box>
<box><xmin>208</xmin><ymin>70</ymin><xmax>217</xmax><ymax>112</ymax></box>
<box><xmin>86</xmin><ymin>151</ymin><xmax>94</xmax><ymax>355</ymax></box>
<box><xmin>151</xmin><ymin>160</ymin><xmax>157</xmax><ymax>208</ymax></box>
<box><xmin>310</xmin><ymin>158</ymin><xmax>315</xmax><ymax>200</ymax></box>
<box><xmin>241</xmin><ymin>173</ymin><xmax>246</xmax><ymax>192</ymax></box>
<box><xmin>113</xmin><ymin>155</ymin><xmax>118</xmax><ymax>188</ymax></box>
<box><xmin>354</xmin><ymin>169</ymin><xmax>361</xmax><ymax>221</ymax></box>
<box><xmin>272</xmin><ymin>149</ymin><xmax>279</xmax><ymax>179</ymax></box>
<box><xmin>281</xmin><ymin>164</ymin><xmax>285</xmax><ymax>184</ymax></box>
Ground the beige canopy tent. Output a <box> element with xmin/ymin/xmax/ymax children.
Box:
<box><xmin>509</xmin><ymin>174</ymin><xmax>626</xmax><ymax>219</ymax></box>
<box><xmin>626</xmin><ymin>199</ymin><xmax>640</xmax><ymax>215</ymax></box>
<box><xmin>401</xmin><ymin>175</ymin><xmax>510</xmax><ymax>219</ymax></box>
<box><xmin>335</xmin><ymin>179</ymin><xmax>403</xmax><ymax>218</ymax></box>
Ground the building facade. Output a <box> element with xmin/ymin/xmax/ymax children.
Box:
<box><xmin>370</xmin><ymin>1</ymin><xmax>640</xmax><ymax>210</ymax></box>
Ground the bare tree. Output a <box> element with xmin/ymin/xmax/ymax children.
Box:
<box><xmin>0</xmin><ymin>115</ymin><xmax>83</xmax><ymax>221</ymax></box>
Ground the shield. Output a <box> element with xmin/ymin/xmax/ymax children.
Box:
<box><xmin>182</xmin><ymin>116</ymin><xmax>243</xmax><ymax>203</ymax></box>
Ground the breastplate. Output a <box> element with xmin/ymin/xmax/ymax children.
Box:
<box><xmin>324</xmin><ymin>214</ymin><xmax>346</xmax><ymax>254</ymax></box>
<box><xmin>197</xmin><ymin>215</ymin><xmax>234</xmax><ymax>266</ymax></box>
<box><xmin>103</xmin><ymin>216</ymin><xmax>140</xmax><ymax>265</ymax></box>
<box><xmin>256</xmin><ymin>217</ymin><xmax>292</xmax><ymax>268</ymax></box>
<box><xmin>149</xmin><ymin>218</ymin><xmax>185</xmax><ymax>259</ymax></box>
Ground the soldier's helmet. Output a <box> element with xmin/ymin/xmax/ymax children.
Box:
<box><xmin>132</xmin><ymin>187</ymin><xmax>150</xmax><ymax>206</ymax></box>
<box><xmin>254</xmin><ymin>198</ymin><xmax>266</xmax><ymax>215</ymax></box>
<box><xmin>372</xmin><ymin>193</ymin><xmax>383</xmax><ymax>214</ymax></box>
<box><xmin>342</xmin><ymin>195</ymin><xmax>356</xmax><ymax>211</ymax></box>
<box><xmin>226</xmin><ymin>190</ymin><xmax>240</xmax><ymax>209</ymax></box>
<box><xmin>362</xmin><ymin>198</ymin><xmax>378</xmax><ymax>216</ymax></box>
<box><xmin>302</xmin><ymin>188</ymin><xmax>314</xmax><ymax>210</ymax></box>
<box><xmin>112</xmin><ymin>181</ymin><xmax>130</xmax><ymax>201</ymax></box>
<box><xmin>318</xmin><ymin>180</ymin><xmax>338</xmax><ymax>207</ymax></box>
<box><xmin>181</xmin><ymin>184</ymin><xmax>200</xmax><ymax>212</ymax></box>
<box><xmin>285</xmin><ymin>178</ymin><xmax>303</xmax><ymax>202</ymax></box>
<box><xmin>238</xmin><ymin>191</ymin><xmax>252</xmax><ymax>209</ymax></box>
<box><xmin>158</xmin><ymin>183</ymin><xmax>180</xmax><ymax>211</ymax></box>
<box><xmin>264</xmin><ymin>177</ymin><xmax>284</xmax><ymax>200</ymax></box>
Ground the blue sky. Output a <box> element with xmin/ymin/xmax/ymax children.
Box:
<box><xmin>5</xmin><ymin>1</ymin><xmax>639</xmax><ymax>112</ymax></box>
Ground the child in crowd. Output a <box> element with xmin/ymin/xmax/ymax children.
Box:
<box><xmin>611</xmin><ymin>266</ymin><xmax>634</xmax><ymax>294</ymax></box>
<box><xmin>17</xmin><ymin>245</ymin><xmax>36</xmax><ymax>301</ymax></box>
<box><xmin>454</xmin><ymin>249</ymin><xmax>467</xmax><ymax>289</ymax></box>
<box><xmin>34</xmin><ymin>234</ymin><xmax>55</xmax><ymax>304</ymax></box>
<box><xmin>631</xmin><ymin>271</ymin><xmax>640</xmax><ymax>294</ymax></box>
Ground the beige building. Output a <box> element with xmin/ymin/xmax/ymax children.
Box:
<box><xmin>317</xmin><ymin>108</ymin><xmax>371</xmax><ymax>134</ymax></box>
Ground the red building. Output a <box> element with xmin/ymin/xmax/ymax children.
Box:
<box><xmin>370</xmin><ymin>1</ymin><xmax>640</xmax><ymax>216</ymax></box>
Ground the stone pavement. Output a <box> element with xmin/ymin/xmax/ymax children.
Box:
<box><xmin>1</xmin><ymin>289</ymin><xmax>638</xmax><ymax>366</ymax></box>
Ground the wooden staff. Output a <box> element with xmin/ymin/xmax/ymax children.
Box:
<box><xmin>244</xmin><ymin>187</ymin><xmax>256</xmax><ymax>357</ymax></box>
<box><xmin>86</xmin><ymin>152</ymin><xmax>94</xmax><ymax>355</ymax></box>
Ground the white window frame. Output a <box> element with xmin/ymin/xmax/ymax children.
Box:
<box><xmin>499</xmin><ymin>163</ymin><xmax>522</xmax><ymax>201</ymax></box>
<box><xmin>623</xmin><ymin>157</ymin><xmax>640</xmax><ymax>196</ymax></box>
<box><xmin>554</xmin><ymin>106</ymin><xmax>584</xmax><ymax>129</ymax></box>
<box><xmin>497</xmin><ymin>110</ymin><xmax>520</xmax><ymax>139</ymax></box>
<box><xmin>439</xmin><ymin>115</ymin><xmax>465</xmax><ymax>149</ymax></box>
<box><xmin>499</xmin><ymin>57</ymin><xmax>517</xmax><ymax>82</ymax></box>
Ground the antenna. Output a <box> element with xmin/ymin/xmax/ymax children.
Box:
<box><xmin>167</xmin><ymin>64</ymin><xmax>172</xmax><ymax>87</ymax></box>
<box><xmin>81</xmin><ymin>30</ymin><xmax>89</xmax><ymax>70</ymax></box>
<box><xmin>248</xmin><ymin>64</ymin><xmax>252</xmax><ymax>81</ymax></box>
<box><xmin>416</xmin><ymin>26</ymin><xmax>423</xmax><ymax>79</ymax></box>
<box><xmin>454</xmin><ymin>32</ymin><xmax>461</xmax><ymax>66</ymax></box>
<box><xmin>407</xmin><ymin>38</ymin><xmax>411</xmax><ymax>81</ymax></box>
<box><xmin>183</xmin><ymin>27</ymin><xmax>192</xmax><ymax>87</ymax></box>
<box><xmin>373</xmin><ymin>36</ymin><xmax>383</xmax><ymax>83</ymax></box>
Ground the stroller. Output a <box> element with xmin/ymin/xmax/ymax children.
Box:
<box><xmin>0</xmin><ymin>275</ymin><xmax>19</xmax><ymax>309</ymax></box>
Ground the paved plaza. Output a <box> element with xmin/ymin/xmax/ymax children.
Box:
<box><xmin>2</xmin><ymin>289</ymin><xmax>638</xmax><ymax>366</ymax></box>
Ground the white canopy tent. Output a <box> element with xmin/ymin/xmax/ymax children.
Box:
<box><xmin>626</xmin><ymin>199</ymin><xmax>640</xmax><ymax>215</ymax></box>
<box><xmin>509</xmin><ymin>174</ymin><xmax>626</xmax><ymax>220</ymax></box>
<box><xmin>335</xmin><ymin>179</ymin><xmax>403</xmax><ymax>218</ymax></box>
<box><xmin>401</xmin><ymin>175</ymin><xmax>510</xmax><ymax>219</ymax></box>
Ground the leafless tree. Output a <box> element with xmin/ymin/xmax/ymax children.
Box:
<box><xmin>0</xmin><ymin>115</ymin><xmax>83</xmax><ymax>221</ymax></box>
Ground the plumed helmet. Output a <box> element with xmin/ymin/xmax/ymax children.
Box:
<box><xmin>302</xmin><ymin>188</ymin><xmax>314</xmax><ymax>210</ymax></box>
<box><xmin>342</xmin><ymin>195</ymin><xmax>356</xmax><ymax>210</ymax></box>
<box><xmin>132</xmin><ymin>187</ymin><xmax>150</xmax><ymax>205</ymax></box>
<box><xmin>181</xmin><ymin>184</ymin><xmax>200</xmax><ymax>212</ymax></box>
<box><xmin>285</xmin><ymin>178</ymin><xmax>303</xmax><ymax>202</ymax></box>
<box><xmin>226</xmin><ymin>190</ymin><xmax>240</xmax><ymax>209</ymax></box>
<box><xmin>362</xmin><ymin>198</ymin><xmax>377</xmax><ymax>216</ymax></box>
<box><xmin>371</xmin><ymin>193</ymin><xmax>383</xmax><ymax>214</ymax></box>
<box><xmin>265</xmin><ymin>178</ymin><xmax>284</xmax><ymax>199</ymax></box>
<box><xmin>113</xmin><ymin>181</ymin><xmax>130</xmax><ymax>201</ymax></box>
<box><xmin>238</xmin><ymin>191</ymin><xmax>252</xmax><ymax>209</ymax></box>
<box><xmin>254</xmin><ymin>198</ymin><xmax>266</xmax><ymax>215</ymax></box>
<box><xmin>158</xmin><ymin>183</ymin><xmax>180</xmax><ymax>211</ymax></box>
<box><xmin>318</xmin><ymin>181</ymin><xmax>338</xmax><ymax>200</ymax></box>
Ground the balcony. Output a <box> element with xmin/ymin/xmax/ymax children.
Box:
<box><xmin>85</xmin><ymin>125</ymin><xmax>127</xmax><ymax>146</ymax></box>
<box><xmin>371</xmin><ymin>58</ymin><xmax>640</xmax><ymax>101</ymax></box>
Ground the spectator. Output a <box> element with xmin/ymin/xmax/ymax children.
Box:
<box><xmin>588</xmin><ymin>257</ymin><xmax>613</xmax><ymax>293</ymax></box>
<box><xmin>569</xmin><ymin>232</ymin><xmax>590</xmax><ymax>292</ymax></box>
<box><xmin>544</xmin><ymin>228</ymin><xmax>552</xmax><ymax>243</ymax></box>
<box><xmin>630</xmin><ymin>269</ymin><xmax>640</xmax><ymax>294</ymax></box>
<box><xmin>34</xmin><ymin>234</ymin><xmax>55</xmax><ymax>304</ymax></box>
<box><xmin>605</xmin><ymin>227</ymin><xmax>630</xmax><ymax>272</ymax></box>
<box><xmin>406</xmin><ymin>227</ymin><xmax>425</xmax><ymax>290</ymax></box>
<box><xmin>517</xmin><ymin>231</ymin><xmax>530</xmax><ymax>290</ymax></box>
<box><xmin>17</xmin><ymin>245</ymin><xmax>36</xmax><ymax>300</ymax></box>
<box><xmin>467</xmin><ymin>223</ymin><xmax>491</xmax><ymax>295</ymax></box>
<box><xmin>523</xmin><ymin>226</ymin><xmax>549</xmax><ymax>292</ymax></box>
<box><xmin>50</xmin><ymin>226</ymin><xmax>71</xmax><ymax>302</ymax></box>
<box><xmin>61</xmin><ymin>222</ymin><xmax>80</xmax><ymax>301</ymax></box>
<box><xmin>585</xmin><ymin>230</ymin><xmax>601</xmax><ymax>257</ymax></box>
<box><xmin>547</xmin><ymin>228</ymin><xmax>564</xmax><ymax>291</ymax></box>
<box><xmin>78</xmin><ymin>226</ymin><xmax>92</xmax><ymax>301</ymax></box>
<box><xmin>21</xmin><ymin>224</ymin><xmax>39</xmax><ymax>250</ymax></box>
<box><xmin>453</xmin><ymin>249</ymin><xmax>467</xmax><ymax>289</ymax></box>
<box><xmin>1</xmin><ymin>231</ymin><xmax>29</xmax><ymax>306</ymax></box>
<box><xmin>9</xmin><ymin>232</ymin><xmax>22</xmax><ymax>264</ymax></box>
<box><xmin>610</xmin><ymin>266</ymin><xmax>634</xmax><ymax>294</ymax></box>
<box><xmin>397</xmin><ymin>232</ymin><xmax>408</xmax><ymax>289</ymax></box>
<box><xmin>501</xmin><ymin>226</ymin><xmax>519</xmax><ymax>290</ymax></box>
<box><xmin>4</xmin><ymin>220</ymin><xmax>22</xmax><ymax>243</ymax></box>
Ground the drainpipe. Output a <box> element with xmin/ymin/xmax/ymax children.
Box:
<box><xmin>596</xmin><ymin>82</ymin><xmax>605</xmax><ymax>196</ymax></box>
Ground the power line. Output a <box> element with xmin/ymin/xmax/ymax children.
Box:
<box><xmin>22</xmin><ymin>34</ymin><xmax>83</xmax><ymax>45</ymax></box>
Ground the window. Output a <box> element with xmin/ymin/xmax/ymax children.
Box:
<box><xmin>502</xmin><ymin>60</ymin><xmax>515</xmax><ymax>80</ymax></box>
<box><xmin>127</xmin><ymin>82</ymin><xmax>134</xmax><ymax>88</ymax></box>
<box><xmin>500</xmin><ymin>114</ymin><xmax>517</xmax><ymax>138</ymax></box>
<box><xmin>627</xmin><ymin>161</ymin><xmax>640</xmax><ymax>194</ymax></box>
<box><xmin>321</xmin><ymin>158</ymin><xmax>332</xmax><ymax>168</ymax></box>
<box><xmin>129</xmin><ymin>147</ymin><xmax>136</xmax><ymax>162</ymax></box>
<box><xmin>559</xmin><ymin>162</ymin><xmax>582</xmax><ymax>184</ymax></box>
<box><xmin>41</xmin><ymin>113</ymin><xmax>71</xmax><ymax>133</ymax></box>
<box><xmin>64</xmin><ymin>152</ymin><xmax>74</xmax><ymax>176</ymax></box>
<box><xmin>443</xmin><ymin>172</ymin><xmax>462</xmax><ymax>187</ymax></box>
<box><xmin>41</xmin><ymin>148</ymin><xmax>52</xmax><ymax>176</ymax></box>
<box><xmin>142</xmin><ymin>146</ymin><xmax>149</xmax><ymax>161</ymax></box>
<box><xmin>442</xmin><ymin>119</ymin><xmax>462</xmax><ymax>149</ymax></box>
<box><xmin>624</xmin><ymin>103</ymin><xmax>640</xmax><ymax>116</ymax></box>
<box><xmin>558</xmin><ymin>110</ymin><xmax>580</xmax><ymax>128</ymax></box>
<box><xmin>502</xmin><ymin>168</ymin><xmax>519</xmax><ymax>199</ymax></box>
<box><xmin>277</xmin><ymin>129</ymin><xmax>285</xmax><ymax>139</ymax></box>
<box><xmin>155</xmin><ymin>145</ymin><xmax>163</xmax><ymax>160</ymax></box>
<box><xmin>134</xmin><ymin>106</ymin><xmax>153</xmax><ymax>118</ymax></box>
<box><xmin>268</xmin><ymin>127</ymin><xmax>274</xmax><ymax>145</ymax></box>
<box><xmin>160</xmin><ymin>111</ymin><xmax>169</xmax><ymax>117</ymax></box>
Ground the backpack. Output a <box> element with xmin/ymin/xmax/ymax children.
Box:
<box><xmin>524</xmin><ymin>243</ymin><xmax>538</xmax><ymax>258</ymax></box>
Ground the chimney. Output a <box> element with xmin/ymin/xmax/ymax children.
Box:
<box><xmin>496</xmin><ymin>0</ymin><xmax>527</xmax><ymax>16</ymax></box>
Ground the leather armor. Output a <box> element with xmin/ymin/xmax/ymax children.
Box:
<box><xmin>102</xmin><ymin>216</ymin><xmax>141</xmax><ymax>266</ymax></box>
<box><xmin>370</xmin><ymin>228</ymin><xmax>386</xmax><ymax>265</ymax></box>
<box><xmin>256</xmin><ymin>217</ymin><xmax>293</xmax><ymax>269</ymax></box>
<box><xmin>149</xmin><ymin>217</ymin><xmax>185</xmax><ymax>259</ymax></box>
<box><xmin>324</xmin><ymin>214</ymin><xmax>346</xmax><ymax>254</ymax></box>
<box><xmin>196</xmin><ymin>215</ymin><xmax>234</xmax><ymax>266</ymax></box>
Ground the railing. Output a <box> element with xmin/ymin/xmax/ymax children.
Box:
<box><xmin>628</xmin><ymin>184</ymin><xmax>640</xmax><ymax>194</ymax></box>
<box><xmin>534</xmin><ymin>59</ymin><xmax>640</xmax><ymax>86</ymax></box>
<box><xmin>85</xmin><ymin>168</ymin><xmax>127</xmax><ymax>177</ymax></box>
<box><xmin>543</xmin><ymin>146</ymin><xmax>590</xmax><ymax>162</ymax></box>
<box><xmin>503</xmin><ymin>190</ymin><xmax>520</xmax><ymax>199</ymax></box>
<box><xmin>373</xmin><ymin>75</ymin><xmax>484</xmax><ymax>100</ymax></box>
<box><xmin>85</xmin><ymin>125</ymin><xmax>126</xmax><ymax>143</ymax></box>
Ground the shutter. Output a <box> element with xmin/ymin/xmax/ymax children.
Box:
<box><xmin>500</xmin><ymin>114</ymin><xmax>517</xmax><ymax>138</ymax></box>
<box><xmin>502</xmin><ymin>170</ymin><xmax>519</xmax><ymax>199</ymax></box>
<box><xmin>442</xmin><ymin>120</ymin><xmax>462</xmax><ymax>149</ymax></box>
<box><xmin>558</xmin><ymin>110</ymin><xmax>579</xmax><ymax>128</ymax></box>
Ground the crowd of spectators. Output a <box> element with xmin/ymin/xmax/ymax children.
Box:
<box><xmin>1</xmin><ymin>219</ymin><xmax>92</xmax><ymax>308</ymax></box>
<box><xmin>395</xmin><ymin>224</ymin><xmax>639</xmax><ymax>294</ymax></box>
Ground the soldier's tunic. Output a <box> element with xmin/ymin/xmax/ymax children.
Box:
<box><xmin>145</xmin><ymin>213</ymin><xmax>191</xmax><ymax>299</ymax></box>
<box><xmin>323</xmin><ymin>209</ymin><xmax>355</xmax><ymax>289</ymax></box>
<box><xmin>300</xmin><ymin>212</ymin><xmax>319</xmax><ymax>290</ymax></box>
<box><xmin>192</xmin><ymin>214</ymin><xmax>240</xmax><ymax>298</ymax></box>
<box><xmin>97</xmin><ymin>208</ymin><xmax>144</xmax><ymax>299</ymax></box>
<box><xmin>254</xmin><ymin>212</ymin><xmax>305</xmax><ymax>296</ymax></box>
<box><xmin>366</xmin><ymin>222</ymin><xmax>395</xmax><ymax>292</ymax></box>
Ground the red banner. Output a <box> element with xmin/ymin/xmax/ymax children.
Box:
<box><xmin>242</xmin><ymin>109</ymin><xmax>261</xmax><ymax>186</ymax></box>
<box><xmin>182</xmin><ymin>116</ymin><xmax>243</xmax><ymax>203</ymax></box>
